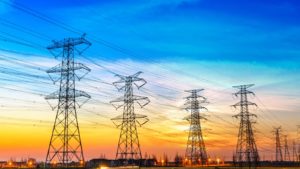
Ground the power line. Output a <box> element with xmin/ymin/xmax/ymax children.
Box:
<box><xmin>0</xmin><ymin>17</ymin><xmax>52</xmax><ymax>41</ymax></box>
<box><xmin>1</xmin><ymin>0</ymin><xmax>231</xmax><ymax>91</ymax></box>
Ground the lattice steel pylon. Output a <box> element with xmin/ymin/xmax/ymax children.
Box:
<box><xmin>274</xmin><ymin>127</ymin><xmax>283</xmax><ymax>162</ymax></box>
<box><xmin>232</xmin><ymin>84</ymin><xmax>259</xmax><ymax>168</ymax></box>
<box><xmin>297</xmin><ymin>125</ymin><xmax>300</xmax><ymax>162</ymax></box>
<box><xmin>284</xmin><ymin>135</ymin><xmax>290</xmax><ymax>161</ymax></box>
<box><xmin>293</xmin><ymin>140</ymin><xmax>297</xmax><ymax>162</ymax></box>
<box><xmin>184</xmin><ymin>89</ymin><xmax>208</xmax><ymax>165</ymax></box>
<box><xmin>45</xmin><ymin>34</ymin><xmax>91</xmax><ymax>168</ymax></box>
<box><xmin>110</xmin><ymin>72</ymin><xmax>150</xmax><ymax>164</ymax></box>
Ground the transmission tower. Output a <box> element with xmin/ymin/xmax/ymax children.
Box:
<box><xmin>297</xmin><ymin>125</ymin><xmax>300</xmax><ymax>162</ymax></box>
<box><xmin>45</xmin><ymin>34</ymin><xmax>91</xmax><ymax>168</ymax></box>
<box><xmin>274</xmin><ymin>127</ymin><xmax>283</xmax><ymax>162</ymax></box>
<box><xmin>110</xmin><ymin>72</ymin><xmax>150</xmax><ymax>165</ymax></box>
<box><xmin>232</xmin><ymin>84</ymin><xmax>259</xmax><ymax>168</ymax></box>
<box><xmin>293</xmin><ymin>140</ymin><xmax>297</xmax><ymax>162</ymax></box>
<box><xmin>284</xmin><ymin>135</ymin><xmax>290</xmax><ymax>161</ymax></box>
<box><xmin>184</xmin><ymin>89</ymin><xmax>208</xmax><ymax>165</ymax></box>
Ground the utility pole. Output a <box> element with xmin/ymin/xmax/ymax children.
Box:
<box><xmin>184</xmin><ymin>89</ymin><xmax>208</xmax><ymax>165</ymax></box>
<box><xmin>232</xmin><ymin>84</ymin><xmax>259</xmax><ymax>168</ymax></box>
<box><xmin>45</xmin><ymin>34</ymin><xmax>91</xmax><ymax>168</ymax></box>
<box><xmin>284</xmin><ymin>135</ymin><xmax>290</xmax><ymax>161</ymax></box>
<box><xmin>110</xmin><ymin>72</ymin><xmax>150</xmax><ymax>165</ymax></box>
<box><xmin>274</xmin><ymin>127</ymin><xmax>283</xmax><ymax>162</ymax></box>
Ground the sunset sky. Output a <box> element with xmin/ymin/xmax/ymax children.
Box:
<box><xmin>0</xmin><ymin>0</ymin><xmax>299</xmax><ymax>162</ymax></box>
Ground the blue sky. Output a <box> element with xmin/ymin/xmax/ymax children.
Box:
<box><xmin>0</xmin><ymin>0</ymin><xmax>299</xmax><ymax>161</ymax></box>
<box><xmin>2</xmin><ymin>0</ymin><xmax>300</xmax><ymax>62</ymax></box>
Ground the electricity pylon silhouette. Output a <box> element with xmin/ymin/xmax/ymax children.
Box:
<box><xmin>45</xmin><ymin>34</ymin><xmax>91</xmax><ymax>168</ymax></box>
<box><xmin>293</xmin><ymin>140</ymin><xmax>297</xmax><ymax>162</ymax></box>
<box><xmin>110</xmin><ymin>72</ymin><xmax>150</xmax><ymax>165</ymax></box>
<box><xmin>297</xmin><ymin>125</ymin><xmax>300</xmax><ymax>162</ymax></box>
<box><xmin>232</xmin><ymin>84</ymin><xmax>259</xmax><ymax>168</ymax></box>
<box><xmin>284</xmin><ymin>135</ymin><xmax>290</xmax><ymax>161</ymax></box>
<box><xmin>274</xmin><ymin>127</ymin><xmax>283</xmax><ymax>162</ymax></box>
<box><xmin>184</xmin><ymin>89</ymin><xmax>208</xmax><ymax>165</ymax></box>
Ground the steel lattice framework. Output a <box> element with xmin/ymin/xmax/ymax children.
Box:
<box><xmin>284</xmin><ymin>135</ymin><xmax>290</xmax><ymax>161</ymax></box>
<box><xmin>184</xmin><ymin>89</ymin><xmax>208</xmax><ymax>165</ymax></box>
<box><xmin>297</xmin><ymin>125</ymin><xmax>300</xmax><ymax>162</ymax></box>
<box><xmin>274</xmin><ymin>127</ymin><xmax>283</xmax><ymax>162</ymax></box>
<box><xmin>292</xmin><ymin>140</ymin><xmax>297</xmax><ymax>162</ymax></box>
<box><xmin>110</xmin><ymin>71</ymin><xmax>150</xmax><ymax>164</ymax></box>
<box><xmin>232</xmin><ymin>84</ymin><xmax>259</xmax><ymax>168</ymax></box>
<box><xmin>45</xmin><ymin>34</ymin><xmax>91</xmax><ymax>168</ymax></box>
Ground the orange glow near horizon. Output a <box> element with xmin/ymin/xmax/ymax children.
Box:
<box><xmin>0</xmin><ymin>109</ymin><xmax>281</xmax><ymax>162</ymax></box>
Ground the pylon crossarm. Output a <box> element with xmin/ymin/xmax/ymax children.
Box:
<box><xmin>184</xmin><ymin>95</ymin><xmax>206</xmax><ymax>101</ymax></box>
<box><xmin>112</xmin><ymin>114</ymin><xmax>147</xmax><ymax>120</ymax></box>
<box><xmin>133</xmin><ymin>96</ymin><xmax>150</xmax><ymax>108</ymax></box>
<box><xmin>184</xmin><ymin>115</ymin><xmax>207</xmax><ymax>121</ymax></box>
<box><xmin>48</xmin><ymin>48</ymin><xmax>63</xmax><ymax>59</ymax></box>
<box><xmin>232</xmin><ymin>84</ymin><xmax>254</xmax><ymax>89</ymax></box>
<box><xmin>46</xmin><ymin>64</ymin><xmax>62</xmax><ymax>74</ymax></box>
<box><xmin>133</xmin><ymin>78</ymin><xmax>147</xmax><ymax>89</ymax></box>
<box><xmin>45</xmin><ymin>89</ymin><xmax>91</xmax><ymax>100</ymax></box>
<box><xmin>47</xmin><ymin>35</ymin><xmax>91</xmax><ymax>50</ymax></box>
<box><xmin>249</xmin><ymin>113</ymin><xmax>258</xmax><ymax>118</ymax></box>
<box><xmin>45</xmin><ymin>91</ymin><xmax>60</xmax><ymax>100</ymax></box>
<box><xmin>111</xmin><ymin>115</ymin><xmax>125</xmax><ymax>120</ymax></box>
<box><xmin>115</xmin><ymin>85</ymin><xmax>126</xmax><ymax>92</ymax></box>
<box><xmin>131</xmin><ymin>71</ymin><xmax>143</xmax><ymax>78</ymax></box>
<box><xmin>76</xmin><ymin>96</ymin><xmax>91</xmax><ymax>108</ymax></box>
<box><xmin>231</xmin><ymin>101</ymin><xmax>257</xmax><ymax>108</ymax></box>
<box><xmin>184</xmin><ymin>99</ymin><xmax>206</xmax><ymax>106</ymax></box>
<box><xmin>47</xmin><ymin>62</ymin><xmax>90</xmax><ymax>73</ymax></box>
<box><xmin>185</xmin><ymin>105</ymin><xmax>208</xmax><ymax>111</ymax></box>
<box><xmin>110</xmin><ymin>97</ymin><xmax>125</xmax><ymax>109</ymax></box>
<box><xmin>111</xmin><ymin>103</ymin><xmax>124</xmax><ymax>110</ymax></box>
<box><xmin>111</xmin><ymin>115</ymin><xmax>127</xmax><ymax>128</ymax></box>
<box><xmin>45</xmin><ymin>99</ymin><xmax>58</xmax><ymax>110</ymax></box>
<box><xmin>136</xmin><ymin>116</ymin><xmax>149</xmax><ymax>127</ymax></box>
<box><xmin>75</xmin><ymin>71</ymin><xmax>89</xmax><ymax>81</ymax></box>
<box><xmin>75</xmin><ymin>42</ymin><xmax>92</xmax><ymax>55</ymax></box>
<box><xmin>231</xmin><ymin>104</ymin><xmax>238</xmax><ymax>109</ymax></box>
<box><xmin>234</xmin><ymin>90</ymin><xmax>255</xmax><ymax>97</ymax></box>
<box><xmin>74</xmin><ymin>62</ymin><xmax>91</xmax><ymax>71</ymax></box>
<box><xmin>114</xmin><ymin>74</ymin><xmax>127</xmax><ymax>81</ymax></box>
<box><xmin>75</xmin><ymin>90</ymin><xmax>91</xmax><ymax>98</ymax></box>
<box><xmin>232</xmin><ymin>113</ymin><xmax>241</xmax><ymax>118</ymax></box>
<box><xmin>184</xmin><ymin>89</ymin><xmax>204</xmax><ymax>93</ymax></box>
<box><xmin>111</xmin><ymin>121</ymin><xmax>122</xmax><ymax>128</ymax></box>
<box><xmin>47</xmin><ymin>71</ymin><xmax>61</xmax><ymax>84</ymax></box>
<box><xmin>135</xmin><ymin>114</ymin><xmax>148</xmax><ymax>119</ymax></box>
<box><xmin>112</xmin><ymin>81</ymin><xmax>126</xmax><ymax>91</ymax></box>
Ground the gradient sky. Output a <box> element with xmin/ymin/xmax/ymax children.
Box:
<box><xmin>0</xmin><ymin>0</ymin><xmax>299</xmax><ymax>162</ymax></box>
